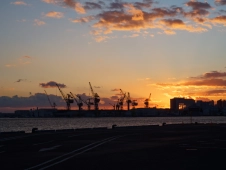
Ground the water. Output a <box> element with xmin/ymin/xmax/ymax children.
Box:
<box><xmin>1</xmin><ymin>116</ymin><xmax>226</xmax><ymax>133</ymax></box>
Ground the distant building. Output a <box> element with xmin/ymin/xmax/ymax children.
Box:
<box><xmin>15</xmin><ymin>108</ymin><xmax>57</xmax><ymax>117</ymax></box>
<box><xmin>170</xmin><ymin>98</ymin><xmax>195</xmax><ymax>111</ymax></box>
<box><xmin>217</xmin><ymin>99</ymin><xmax>223</xmax><ymax>108</ymax></box>
<box><xmin>196</xmin><ymin>100</ymin><xmax>214</xmax><ymax>107</ymax></box>
<box><xmin>15</xmin><ymin>110</ymin><xmax>32</xmax><ymax>117</ymax></box>
<box><xmin>217</xmin><ymin>99</ymin><xmax>226</xmax><ymax>107</ymax></box>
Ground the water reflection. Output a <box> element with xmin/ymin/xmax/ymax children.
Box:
<box><xmin>0</xmin><ymin>116</ymin><xmax>225</xmax><ymax>133</ymax></box>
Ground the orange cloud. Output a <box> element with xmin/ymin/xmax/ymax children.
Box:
<box><xmin>94</xmin><ymin>35</ymin><xmax>109</xmax><ymax>42</ymax></box>
<box><xmin>45</xmin><ymin>11</ymin><xmax>64</xmax><ymax>18</ymax></box>
<box><xmin>42</xmin><ymin>0</ymin><xmax>57</xmax><ymax>4</ymax></box>
<box><xmin>34</xmin><ymin>19</ymin><xmax>46</xmax><ymax>26</ymax></box>
<box><xmin>42</xmin><ymin>0</ymin><xmax>226</xmax><ymax>42</ymax></box>
<box><xmin>164</xmin><ymin>29</ymin><xmax>176</xmax><ymax>35</ymax></box>
<box><xmin>211</xmin><ymin>15</ymin><xmax>226</xmax><ymax>26</ymax></box>
<box><xmin>70</xmin><ymin>16</ymin><xmax>94</xmax><ymax>23</ymax></box>
<box><xmin>152</xmin><ymin>70</ymin><xmax>226</xmax><ymax>101</ymax></box>
<box><xmin>11</xmin><ymin>1</ymin><xmax>27</xmax><ymax>5</ymax></box>
<box><xmin>75</xmin><ymin>2</ymin><xmax>86</xmax><ymax>14</ymax></box>
<box><xmin>124</xmin><ymin>4</ymin><xmax>144</xmax><ymax>21</ymax></box>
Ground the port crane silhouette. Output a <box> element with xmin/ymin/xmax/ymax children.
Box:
<box><xmin>119</xmin><ymin>89</ymin><xmax>126</xmax><ymax>110</ymax></box>
<box><xmin>144</xmin><ymin>93</ymin><xmax>151</xmax><ymax>108</ymax></box>
<box><xmin>109</xmin><ymin>103</ymin><xmax>116</xmax><ymax>110</ymax></box>
<box><xmin>70</xmin><ymin>92</ymin><xmax>83</xmax><ymax>111</ymax></box>
<box><xmin>126</xmin><ymin>92</ymin><xmax>132</xmax><ymax>110</ymax></box>
<box><xmin>56</xmin><ymin>83</ymin><xmax>73</xmax><ymax>110</ymax></box>
<box><xmin>44</xmin><ymin>90</ymin><xmax>56</xmax><ymax>109</ymax></box>
<box><xmin>126</xmin><ymin>92</ymin><xmax>138</xmax><ymax>110</ymax></box>
<box><xmin>76</xmin><ymin>94</ymin><xmax>92</xmax><ymax>110</ymax></box>
<box><xmin>89</xmin><ymin>82</ymin><xmax>100</xmax><ymax>111</ymax></box>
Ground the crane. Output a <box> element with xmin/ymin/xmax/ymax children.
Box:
<box><xmin>116</xmin><ymin>99</ymin><xmax>120</xmax><ymax>110</ymax></box>
<box><xmin>44</xmin><ymin>90</ymin><xmax>56</xmax><ymax>109</ymax></box>
<box><xmin>131</xmin><ymin>99</ymin><xmax>138</xmax><ymax>109</ymax></box>
<box><xmin>56</xmin><ymin>83</ymin><xmax>73</xmax><ymax>110</ymax></box>
<box><xmin>126</xmin><ymin>92</ymin><xmax>132</xmax><ymax>110</ymax></box>
<box><xmin>70</xmin><ymin>92</ymin><xmax>83</xmax><ymax>111</ymax></box>
<box><xmin>89</xmin><ymin>82</ymin><xmax>100</xmax><ymax>110</ymax></box>
<box><xmin>119</xmin><ymin>89</ymin><xmax>126</xmax><ymax>110</ymax></box>
<box><xmin>109</xmin><ymin>103</ymin><xmax>116</xmax><ymax>110</ymax></box>
<box><xmin>76</xmin><ymin>95</ymin><xmax>92</xmax><ymax>110</ymax></box>
<box><xmin>144</xmin><ymin>93</ymin><xmax>151</xmax><ymax>108</ymax></box>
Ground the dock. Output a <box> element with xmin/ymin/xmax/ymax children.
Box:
<box><xmin>1</xmin><ymin>123</ymin><xmax>226</xmax><ymax>169</ymax></box>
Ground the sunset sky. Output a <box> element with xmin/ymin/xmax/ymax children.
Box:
<box><xmin>1</xmin><ymin>0</ymin><xmax>226</xmax><ymax>112</ymax></box>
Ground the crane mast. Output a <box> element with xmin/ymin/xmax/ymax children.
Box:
<box><xmin>56</xmin><ymin>83</ymin><xmax>73</xmax><ymax>110</ymax></box>
<box><xmin>119</xmin><ymin>89</ymin><xmax>126</xmax><ymax>110</ymax></box>
<box><xmin>131</xmin><ymin>99</ymin><xmax>138</xmax><ymax>108</ymax></box>
<box><xmin>116</xmin><ymin>99</ymin><xmax>120</xmax><ymax>110</ymax></box>
<box><xmin>89</xmin><ymin>82</ymin><xmax>100</xmax><ymax>110</ymax></box>
<box><xmin>126</xmin><ymin>92</ymin><xmax>132</xmax><ymax>110</ymax></box>
<box><xmin>44</xmin><ymin>90</ymin><xmax>56</xmax><ymax>109</ymax></box>
<box><xmin>144</xmin><ymin>93</ymin><xmax>151</xmax><ymax>108</ymax></box>
<box><xmin>109</xmin><ymin>103</ymin><xmax>116</xmax><ymax>110</ymax></box>
<box><xmin>70</xmin><ymin>92</ymin><xmax>83</xmax><ymax>111</ymax></box>
<box><xmin>76</xmin><ymin>95</ymin><xmax>92</xmax><ymax>110</ymax></box>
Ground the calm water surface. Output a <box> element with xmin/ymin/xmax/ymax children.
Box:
<box><xmin>1</xmin><ymin>117</ymin><xmax>226</xmax><ymax>133</ymax></box>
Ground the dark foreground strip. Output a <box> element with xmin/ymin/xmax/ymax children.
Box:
<box><xmin>25</xmin><ymin>135</ymin><xmax>124</xmax><ymax>170</ymax></box>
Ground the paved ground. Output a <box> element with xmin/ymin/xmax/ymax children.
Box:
<box><xmin>1</xmin><ymin>124</ymin><xmax>226</xmax><ymax>170</ymax></box>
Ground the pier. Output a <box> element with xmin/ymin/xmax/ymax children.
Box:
<box><xmin>1</xmin><ymin>123</ymin><xmax>226</xmax><ymax>169</ymax></box>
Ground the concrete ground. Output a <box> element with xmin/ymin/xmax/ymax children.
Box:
<box><xmin>1</xmin><ymin>123</ymin><xmax>226</xmax><ymax>170</ymax></box>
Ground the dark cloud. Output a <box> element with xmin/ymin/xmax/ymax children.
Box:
<box><xmin>203</xmin><ymin>71</ymin><xmax>226</xmax><ymax>79</ymax></box>
<box><xmin>188</xmin><ymin>89</ymin><xmax>226</xmax><ymax>96</ymax></box>
<box><xmin>63</xmin><ymin>0</ymin><xmax>76</xmax><ymax>8</ymax></box>
<box><xmin>0</xmin><ymin>93</ymin><xmax>142</xmax><ymax>110</ymax></box>
<box><xmin>220</xmin><ymin>10</ymin><xmax>226</xmax><ymax>13</ymax></box>
<box><xmin>204</xmin><ymin>89</ymin><xmax>226</xmax><ymax>95</ymax></box>
<box><xmin>191</xmin><ymin>71</ymin><xmax>226</xmax><ymax>79</ymax></box>
<box><xmin>108</xmin><ymin>2</ymin><xmax>125</xmax><ymax>10</ymax></box>
<box><xmin>184</xmin><ymin>9</ymin><xmax>210</xmax><ymax>17</ymax></box>
<box><xmin>161</xmin><ymin>19</ymin><xmax>184</xmax><ymax>27</ymax></box>
<box><xmin>183</xmin><ymin>78</ymin><xmax>226</xmax><ymax>86</ymax></box>
<box><xmin>193</xmin><ymin>17</ymin><xmax>206</xmax><ymax>23</ymax></box>
<box><xmin>134</xmin><ymin>0</ymin><xmax>153</xmax><ymax>9</ymax></box>
<box><xmin>183</xmin><ymin>1</ymin><xmax>212</xmax><ymax>17</ymax></box>
<box><xmin>215</xmin><ymin>0</ymin><xmax>226</xmax><ymax>6</ymax></box>
<box><xmin>39</xmin><ymin>81</ymin><xmax>66</xmax><ymax>88</ymax></box>
<box><xmin>23</xmin><ymin>56</ymin><xmax>32</xmax><ymax>59</ymax></box>
<box><xmin>186</xmin><ymin>1</ymin><xmax>211</xmax><ymax>10</ymax></box>
<box><xmin>84</xmin><ymin>2</ymin><xmax>102</xmax><ymax>10</ymax></box>
<box><xmin>152</xmin><ymin>7</ymin><xmax>180</xmax><ymax>17</ymax></box>
<box><xmin>98</xmin><ymin>1</ymin><xmax>105</xmax><ymax>6</ymax></box>
<box><xmin>15</xmin><ymin>79</ymin><xmax>26</xmax><ymax>83</ymax></box>
<box><xmin>157</xmin><ymin>70</ymin><xmax>226</xmax><ymax>87</ymax></box>
<box><xmin>0</xmin><ymin>93</ymin><xmax>64</xmax><ymax>108</ymax></box>
<box><xmin>110</xmin><ymin>95</ymin><xmax>119</xmax><ymax>101</ymax></box>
